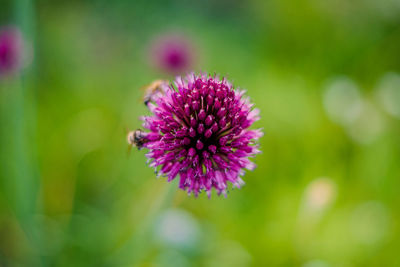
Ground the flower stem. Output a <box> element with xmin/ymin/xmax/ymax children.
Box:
<box><xmin>107</xmin><ymin>180</ymin><xmax>177</xmax><ymax>265</ymax></box>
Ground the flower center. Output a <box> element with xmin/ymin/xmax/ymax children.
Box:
<box><xmin>173</xmin><ymin>78</ymin><xmax>239</xmax><ymax>163</ymax></box>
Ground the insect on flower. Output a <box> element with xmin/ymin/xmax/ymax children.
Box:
<box><xmin>128</xmin><ymin>73</ymin><xmax>262</xmax><ymax>197</ymax></box>
<box><xmin>127</xmin><ymin>129</ymin><xmax>147</xmax><ymax>150</ymax></box>
<box><xmin>141</xmin><ymin>79</ymin><xmax>169</xmax><ymax>106</ymax></box>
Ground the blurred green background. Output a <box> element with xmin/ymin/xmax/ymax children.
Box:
<box><xmin>1</xmin><ymin>0</ymin><xmax>400</xmax><ymax>266</ymax></box>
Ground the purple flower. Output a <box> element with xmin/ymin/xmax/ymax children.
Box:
<box><xmin>130</xmin><ymin>73</ymin><xmax>262</xmax><ymax>197</ymax></box>
<box><xmin>148</xmin><ymin>33</ymin><xmax>195</xmax><ymax>75</ymax></box>
<box><xmin>0</xmin><ymin>27</ymin><xmax>23</xmax><ymax>76</ymax></box>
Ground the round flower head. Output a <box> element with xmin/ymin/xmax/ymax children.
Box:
<box><xmin>131</xmin><ymin>73</ymin><xmax>262</xmax><ymax>197</ymax></box>
<box><xmin>0</xmin><ymin>27</ymin><xmax>23</xmax><ymax>76</ymax></box>
<box><xmin>149</xmin><ymin>33</ymin><xmax>194</xmax><ymax>75</ymax></box>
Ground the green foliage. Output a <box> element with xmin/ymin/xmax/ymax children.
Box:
<box><xmin>1</xmin><ymin>0</ymin><xmax>400</xmax><ymax>266</ymax></box>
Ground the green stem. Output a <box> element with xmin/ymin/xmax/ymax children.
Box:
<box><xmin>107</xmin><ymin>181</ymin><xmax>178</xmax><ymax>265</ymax></box>
<box><xmin>0</xmin><ymin>0</ymin><xmax>44</xmax><ymax>265</ymax></box>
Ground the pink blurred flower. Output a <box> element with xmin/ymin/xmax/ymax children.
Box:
<box><xmin>148</xmin><ymin>32</ymin><xmax>195</xmax><ymax>75</ymax></box>
<box><xmin>0</xmin><ymin>27</ymin><xmax>23</xmax><ymax>76</ymax></box>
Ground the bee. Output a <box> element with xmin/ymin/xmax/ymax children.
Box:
<box><xmin>127</xmin><ymin>129</ymin><xmax>147</xmax><ymax>154</ymax></box>
<box><xmin>141</xmin><ymin>79</ymin><xmax>168</xmax><ymax>106</ymax></box>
